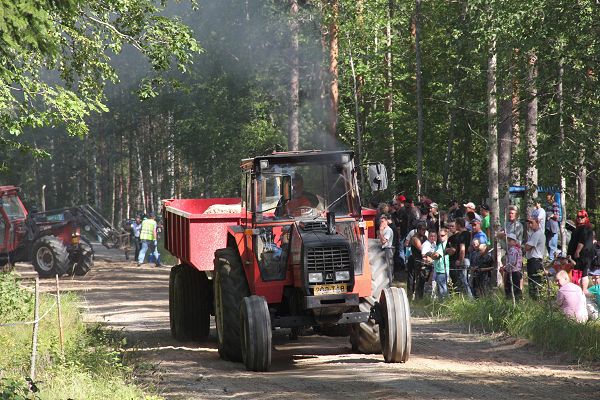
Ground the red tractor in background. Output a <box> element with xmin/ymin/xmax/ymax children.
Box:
<box><xmin>0</xmin><ymin>185</ymin><xmax>130</xmax><ymax>277</ymax></box>
<box><xmin>164</xmin><ymin>150</ymin><xmax>411</xmax><ymax>371</ymax></box>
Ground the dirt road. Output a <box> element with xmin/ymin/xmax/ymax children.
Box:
<box><xmin>16</xmin><ymin>253</ymin><xmax>600</xmax><ymax>400</ymax></box>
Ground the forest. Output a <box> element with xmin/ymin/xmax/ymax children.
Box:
<box><xmin>1</xmin><ymin>0</ymin><xmax>598</xmax><ymax>229</ymax></box>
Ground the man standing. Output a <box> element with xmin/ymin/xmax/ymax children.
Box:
<box><xmin>446</xmin><ymin>218</ymin><xmax>473</xmax><ymax>298</ymax></box>
<box><xmin>525</xmin><ymin>216</ymin><xmax>545</xmax><ymax>300</ymax></box>
<box><xmin>138</xmin><ymin>212</ymin><xmax>160</xmax><ymax>267</ymax></box>
<box><xmin>531</xmin><ymin>199</ymin><xmax>546</xmax><ymax>233</ymax></box>
<box><xmin>480</xmin><ymin>204</ymin><xmax>491</xmax><ymax>245</ymax></box>
<box><xmin>379</xmin><ymin>214</ymin><xmax>395</xmax><ymax>285</ymax></box>
<box><xmin>131</xmin><ymin>214</ymin><xmax>143</xmax><ymax>263</ymax></box>
<box><xmin>463</xmin><ymin>202</ymin><xmax>481</xmax><ymax>231</ymax></box>
<box><xmin>497</xmin><ymin>205</ymin><xmax>524</xmax><ymax>244</ymax></box>
<box><xmin>471</xmin><ymin>219</ymin><xmax>488</xmax><ymax>248</ymax></box>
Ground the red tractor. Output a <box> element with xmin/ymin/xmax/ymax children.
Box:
<box><xmin>0</xmin><ymin>185</ymin><xmax>129</xmax><ymax>277</ymax></box>
<box><xmin>164</xmin><ymin>151</ymin><xmax>411</xmax><ymax>371</ymax></box>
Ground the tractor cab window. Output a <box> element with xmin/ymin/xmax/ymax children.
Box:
<box><xmin>254</xmin><ymin>160</ymin><xmax>359</xmax><ymax>222</ymax></box>
<box><xmin>2</xmin><ymin>195</ymin><xmax>26</xmax><ymax>220</ymax></box>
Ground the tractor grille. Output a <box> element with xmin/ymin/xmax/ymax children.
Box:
<box><xmin>306</xmin><ymin>246</ymin><xmax>351</xmax><ymax>284</ymax></box>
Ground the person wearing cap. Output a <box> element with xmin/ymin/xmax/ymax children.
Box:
<box><xmin>463</xmin><ymin>202</ymin><xmax>481</xmax><ymax>231</ymax></box>
<box><xmin>567</xmin><ymin>209</ymin><xmax>594</xmax><ymax>292</ymax></box>
<box><xmin>471</xmin><ymin>219</ymin><xmax>488</xmax><ymax>248</ymax></box>
<box><xmin>524</xmin><ymin>216</ymin><xmax>545</xmax><ymax>299</ymax></box>
<box><xmin>480</xmin><ymin>204</ymin><xmax>491</xmax><ymax>245</ymax></box>
<box><xmin>425</xmin><ymin>202</ymin><xmax>439</xmax><ymax>233</ymax></box>
<box><xmin>138</xmin><ymin>212</ymin><xmax>160</xmax><ymax>267</ymax></box>
<box><xmin>130</xmin><ymin>214</ymin><xmax>143</xmax><ymax>262</ymax></box>
<box><xmin>585</xmin><ymin>268</ymin><xmax>600</xmax><ymax>320</ymax></box>
<box><xmin>391</xmin><ymin>195</ymin><xmax>407</xmax><ymax>272</ymax></box>
<box><xmin>501</xmin><ymin>233</ymin><xmax>523</xmax><ymax>300</ymax></box>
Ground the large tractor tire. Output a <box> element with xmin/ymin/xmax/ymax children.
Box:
<box><xmin>379</xmin><ymin>287</ymin><xmax>411</xmax><ymax>363</ymax></box>
<box><xmin>31</xmin><ymin>236</ymin><xmax>70</xmax><ymax>278</ymax></box>
<box><xmin>72</xmin><ymin>243</ymin><xmax>93</xmax><ymax>276</ymax></box>
<box><xmin>170</xmin><ymin>263</ymin><xmax>211</xmax><ymax>341</ymax></box>
<box><xmin>349</xmin><ymin>238</ymin><xmax>390</xmax><ymax>353</ymax></box>
<box><xmin>214</xmin><ymin>248</ymin><xmax>249</xmax><ymax>362</ymax></box>
<box><xmin>240</xmin><ymin>295</ymin><xmax>272</xmax><ymax>372</ymax></box>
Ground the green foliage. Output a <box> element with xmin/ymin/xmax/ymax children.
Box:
<box><xmin>431</xmin><ymin>294</ymin><xmax>600</xmax><ymax>361</ymax></box>
<box><xmin>0</xmin><ymin>272</ymin><xmax>160</xmax><ymax>399</ymax></box>
<box><xmin>0</xmin><ymin>0</ymin><xmax>200</xmax><ymax>147</ymax></box>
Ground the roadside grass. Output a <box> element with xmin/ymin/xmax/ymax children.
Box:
<box><xmin>426</xmin><ymin>290</ymin><xmax>600</xmax><ymax>362</ymax></box>
<box><xmin>0</xmin><ymin>272</ymin><xmax>162</xmax><ymax>399</ymax></box>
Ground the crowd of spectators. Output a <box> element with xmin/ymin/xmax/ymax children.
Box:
<box><xmin>374</xmin><ymin>194</ymin><xmax>600</xmax><ymax>322</ymax></box>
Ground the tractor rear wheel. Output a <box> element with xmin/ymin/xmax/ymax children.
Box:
<box><xmin>240</xmin><ymin>295</ymin><xmax>272</xmax><ymax>371</ymax></box>
<box><xmin>214</xmin><ymin>248</ymin><xmax>249</xmax><ymax>362</ymax></box>
<box><xmin>349</xmin><ymin>238</ymin><xmax>390</xmax><ymax>353</ymax></box>
<box><xmin>73</xmin><ymin>243</ymin><xmax>93</xmax><ymax>276</ymax></box>
<box><xmin>170</xmin><ymin>264</ymin><xmax>210</xmax><ymax>341</ymax></box>
<box><xmin>379</xmin><ymin>287</ymin><xmax>411</xmax><ymax>363</ymax></box>
<box><xmin>32</xmin><ymin>236</ymin><xmax>70</xmax><ymax>278</ymax></box>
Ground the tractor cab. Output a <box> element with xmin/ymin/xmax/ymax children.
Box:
<box><xmin>0</xmin><ymin>186</ymin><xmax>28</xmax><ymax>257</ymax></box>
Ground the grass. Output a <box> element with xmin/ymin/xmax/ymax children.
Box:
<box><xmin>0</xmin><ymin>272</ymin><xmax>162</xmax><ymax>399</ymax></box>
<box><xmin>427</xmin><ymin>290</ymin><xmax>600</xmax><ymax>362</ymax></box>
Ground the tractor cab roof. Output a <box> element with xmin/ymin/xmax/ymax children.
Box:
<box><xmin>240</xmin><ymin>150</ymin><xmax>354</xmax><ymax>172</ymax></box>
<box><xmin>0</xmin><ymin>185</ymin><xmax>20</xmax><ymax>197</ymax></box>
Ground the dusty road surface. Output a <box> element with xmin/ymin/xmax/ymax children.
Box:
<box><xmin>16</xmin><ymin>251</ymin><xmax>600</xmax><ymax>400</ymax></box>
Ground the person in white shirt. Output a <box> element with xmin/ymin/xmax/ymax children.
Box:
<box><xmin>525</xmin><ymin>216</ymin><xmax>545</xmax><ymax>300</ymax></box>
<box><xmin>379</xmin><ymin>214</ymin><xmax>394</xmax><ymax>285</ymax></box>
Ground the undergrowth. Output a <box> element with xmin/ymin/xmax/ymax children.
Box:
<box><xmin>428</xmin><ymin>292</ymin><xmax>600</xmax><ymax>362</ymax></box>
<box><xmin>0</xmin><ymin>272</ymin><xmax>161</xmax><ymax>399</ymax></box>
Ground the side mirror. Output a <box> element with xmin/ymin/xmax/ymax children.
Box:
<box><xmin>367</xmin><ymin>163</ymin><xmax>388</xmax><ymax>192</ymax></box>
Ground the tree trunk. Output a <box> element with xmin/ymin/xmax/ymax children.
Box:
<box><xmin>166</xmin><ymin>111</ymin><xmax>175</xmax><ymax>199</ymax></box>
<box><xmin>288</xmin><ymin>0</ymin><xmax>300</xmax><ymax>151</ymax></box>
<box><xmin>577</xmin><ymin>150</ymin><xmax>587</xmax><ymax>209</ymax></box>
<box><xmin>510</xmin><ymin>49</ymin><xmax>521</xmax><ymax>186</ymax></box>
<box><xmin>525</xmin><ymin>51</ymin><xmax>538</xmax><ymax>213</ymax></box>
<box><xmin>486</xmin><ymin>40</ymin><xmax>501</xmax><ymax>285</ymax></box>
<box><xmin>136</xmin><ymin>146</ymin><xmax>146</xmax><ymax>214</ymax></box>
<box><xmin>385</xmin><ymin>0</ymin><xmax>395</xmax><ymax>183</ymax></box>
<box><xmin>326</xmin><ymin>0</ymin><xmax>339</xmax><ymax>148</ymax></box>
<box><xmin>498</xmin><ymin>96</ymin><xmax>512</xmax><ymax>218</ymax></box>
<box><xmin>557</xmin><ymin>58</ymin><xmax>567</xmax><ymax>252</ymax></box>
<box><xmin>414</xmin><ymin>0</ymin><xmax>424</xmax><ymax>196</ymax></box>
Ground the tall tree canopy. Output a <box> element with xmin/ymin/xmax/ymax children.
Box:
<box><xmin>1</xmin><ymin>0</ymin><xmax>598</xmax><ymax>228</ymax></box>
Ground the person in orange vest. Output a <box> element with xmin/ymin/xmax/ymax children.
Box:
<box><xmin>137</xmin><ymin>212</ymin><xmax>160</xmax><ymax>267</ymax></box>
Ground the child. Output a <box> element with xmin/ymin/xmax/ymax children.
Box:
<box><xmin>501</xmin><ymin>233</ymin><xmax>523</xmax><ymax>300</ymax></box>
<box><xmin>585</xmin><ymin>269</ymin><xmax>600</xmax><ymax>320</ymax></box>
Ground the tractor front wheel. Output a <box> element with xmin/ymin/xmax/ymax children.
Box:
<box><xmin>379</xmin><ymin>287</ymin><xmax>411</xmax><ymax>363</ymax></box>
<box><xmin>31</xmin><ymin>236</ymin><xmax>70</xmax><ymax>278</ymax></box>
<box><xmin>73</xmin><ymin>243</ymin><xmax>93</xmax><ymax>276</ymax></box>
<box><xmin>214</xmin><ymin>248</ymin><xmax>249</xmax><ymax>362</ymax></box>
<box><xmin>240</xmin><ymin>295</ymin><xmax>272</xmax><ymax>371</ymax></box>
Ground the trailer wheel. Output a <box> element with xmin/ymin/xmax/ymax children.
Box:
<box><xmin>32</xmin><ymin>236</ymin><xmax>70</xmax><ymax>278</ymax></box>
<box><xmin>349</xmin><ymin>239</ymin><xmax>390</xmax><ymax>353</ymax></box>
<box><xmin>73</xmin><ymin>244</ymin><xmax>93</xmax><ymax>276</ymax></box>
<box><xmin>379</xmin><ymin>287</ymin><xmax>411</xmax><ymax>363</ymax></box>
<box><xmin>171</xmin><ymin>264</ymin><xmax>210</xmax><ymax>341</ymax></box>
<box><xmin>214</xmin><ymin>248</ymin><xmax>249</xmax><ymax>362</ymax></box>
<box><xmin>169</xmin><ymin>264</ymin><xmax>184</xmax><ymax>338</ymax></box>
<box><xmin>240</xmin><ymin>296</ymin><xmax>272</xmax><ymax>371</ymax></box>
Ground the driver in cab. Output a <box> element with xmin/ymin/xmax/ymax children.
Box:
<box><xmin>285</xmin><ymin>174</ymin><xmax>319</xmax><ymax>217</ymax></box>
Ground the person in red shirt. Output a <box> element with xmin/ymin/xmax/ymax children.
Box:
<box><xmin>285</xmin><ymin>174</ymin><xmax>319</xmax><ymax>217</ymax></box>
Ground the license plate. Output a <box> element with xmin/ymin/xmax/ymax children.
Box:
<box><xmin>313</xmin><ymin>284</ymin><xmax>347</xmax><ymax>295</ymax></box>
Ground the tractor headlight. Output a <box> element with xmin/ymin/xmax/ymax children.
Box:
<box><xmin>308</xmin><ymin>273</ymin><xmax>323</xmax><ymax>283</ymax></box>
<box><xmin>335</xmin><ymin>271</ymin><xmax>350</xmax><ymax>282</ymax></box>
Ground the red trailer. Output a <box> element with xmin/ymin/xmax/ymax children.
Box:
<box><xmin>163</xmin><ymin>151</ymin><xmax>411</xmax><ymax>372</ymax></box>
